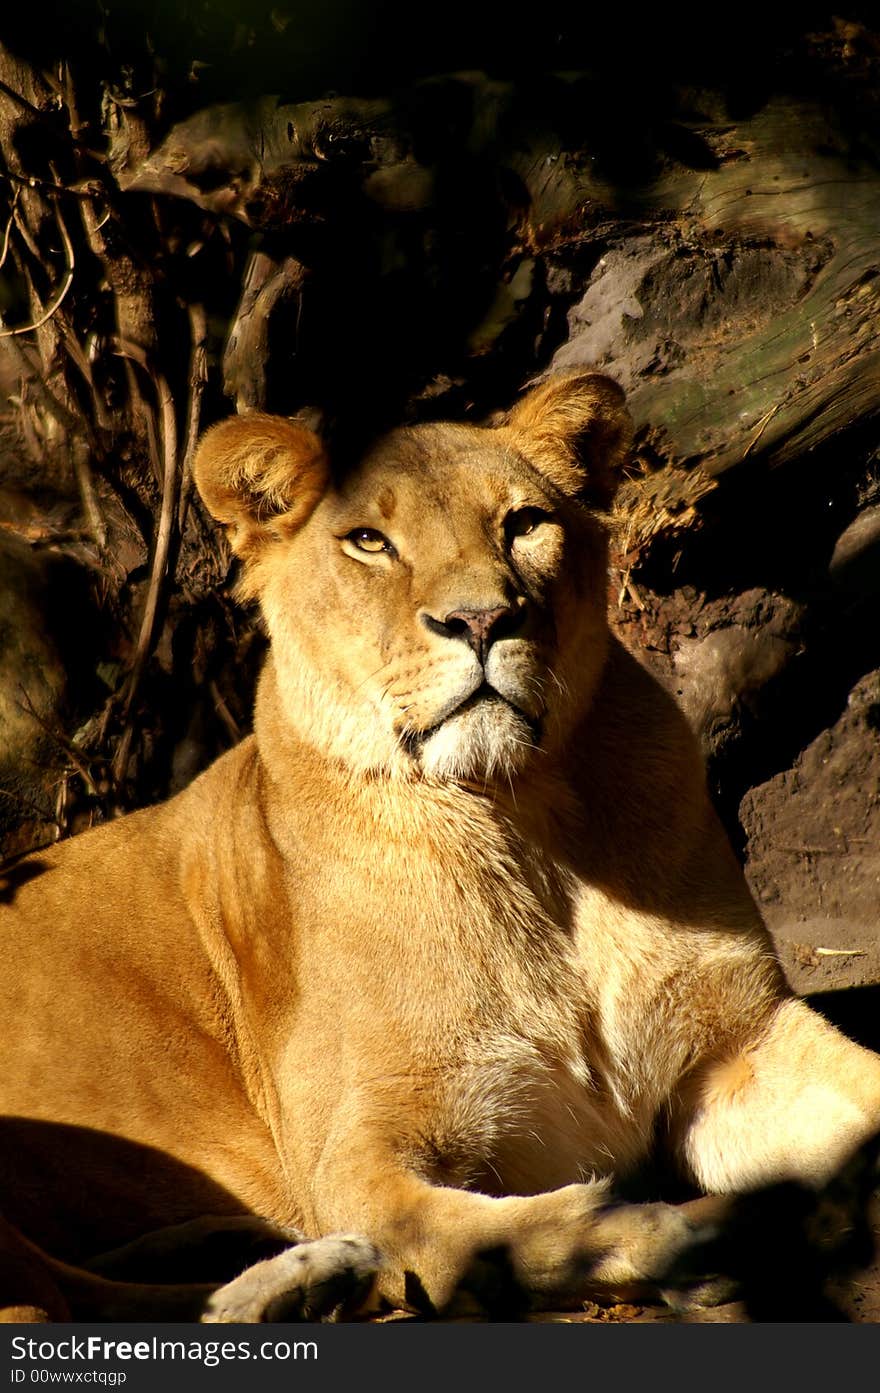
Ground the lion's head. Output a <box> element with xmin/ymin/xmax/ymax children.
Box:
<box><xmin>194</xmin><ymin>374</ymin><xmax>630</xmax><ymax>783</ymax></box>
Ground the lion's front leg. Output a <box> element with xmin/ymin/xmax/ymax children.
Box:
<box><xmin>664</xmin><ymin>999</ymin><xmax>880</xmax><ymax>1308</ymax></box>
<box><xmin>302</xmin><ymin>1152</ymin><xmax>720</xmax><ymax>1316</ymax></box>
<box><xmin>675</xmin><ymin>997</ymin><xmax>880</xmax><ymax>1194</ymax></box>
<box><xmin>202</xmin><ymin>1235</ymin><xmax>382</xmax><ymax>1322</ymax></box>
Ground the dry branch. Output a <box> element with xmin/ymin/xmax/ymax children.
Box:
<box><xmin>177</xmin><ymin>304</ymin><xmax>208</xmax><ymax>532</ymax></box>
<box><xmin>111</xmin><ymin>340</ymin><xmax>179</xmax><ymax>785</ymax></box>
<box><xmin>0</xmin><ymin>194</ymin><xmax>75</xmax><ymax>338</ymax></box>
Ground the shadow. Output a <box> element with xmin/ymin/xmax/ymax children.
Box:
<box><xmin>0</xmin><ymin>1118</ymin><xmax>257</xmax><ymax>1267</ymax></box>
<box><xmin>0</xmin><ymin>856</ymin><xmax>50</xmax><ymax>905</ymax></box>
<box><xmin>638</xmin><ymin>420</ymin><xmax>880</xmax><ymax>857</ymax></box>
<box><xmin>3</xmin><ymin>1114</ymin><xmax>880</xmax><ymax>1321</ymax></box>
<box><xmin>807</xmin><ymin>984</ymin><xmax>880</xmax><ymax>1055</ymax></box>
<box><xmin>687</xmin><ymin>1134</ymin><xmax>880</xmax><ymax>1323</ymax></box>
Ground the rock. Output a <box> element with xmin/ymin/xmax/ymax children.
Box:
<box><xmin>829</xmin><ymin>504</ymin><xmax>880</xmax><ymax>600</ymax></box>
<box><xmin>0</xmin><ymin>534</ymin><xmax>95</xmax><ymax>858</ymax></box>
<box><xmin>741</xmin><ymin>668</ymin><xmax>880</xmax><ymax>994</ymax></box>
<box><xmin>673</xmin><ymin>624</ymin><xmax>798</xmax><ymax>749</ymax></box>
<box><xmin>548</xmin><ymin>99</ymin><xmax>880</xmax><ymax>482</ymax></box>
<box><xmin>0</xmin><ymin>535</ymin><xmax>67</xmax><ymax>760</ymax></box>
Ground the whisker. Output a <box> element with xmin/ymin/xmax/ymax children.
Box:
<box><xmin>545</xmin><ymin>665</ymin><xmax>570</xmax><ymax>698</ymax></box>
<box><xmin>350</xmin><ymin>660</ymin><xmax>395</xmax><ymax>698</ymax></box>
<box><xmin>484</xmin><ymin>1158</ymin><xmax>504</xmax><ymax>1189</ymax></box>
<box><xmin>506</xmin><ymin>769</ymin><xmax>518</xmax><ymax>810</ymax></box>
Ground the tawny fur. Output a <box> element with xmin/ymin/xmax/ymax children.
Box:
<box><xmin>2</xmin><ymin>373</ymin><xmax>880</xmax><ymax>1319</ymax></box>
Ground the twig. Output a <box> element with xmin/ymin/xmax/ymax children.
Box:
<box><xmin>815</xmin><ymin>947</ymin><xmax>866</xmax><ymax>958</ymax></box>
<box><xmin>107</xmin><ymin>307</ymin><xmax>164</xmax><ymax>487</ymax></box>
<box><xmin>0</xmin><ymin>316</ymin><xmax>78</xmax><ymax>434</ymax></box>
<box><xmin>209</xmin><ymin>680</ymin><xmax>242</xmax><ymax>744</ymax></box>
<box><xmin>111</xmin><ymin>339</ymin><xmax>179</xmax><ymax>785</ymax></box>
<box><xmin>13</xmin><ymin>392</ymin><xmax>45</xmax><ymax>461</ymax></box>
<box><xmin>0</xmin><ymin>785</ymin><xmax>62</xmax><ymax>849</ymax></box>
<box><xmin>3</xmin><ymin>192</ymin><xmax>103</xmax><ymax>456</ymax></box>
<box><xmin>60</xmin><ymin>59</ymin><xmax>85</xmax><ymax>144</ymax></box>
<box><xmin>623</xmin><ymin>573</ymin><xmax>645</xmax><ymax>610</ymax></box>
<box><xmin>104</xmin><ymin>85</ymin><xmax>158</xmax><ymax>110</ymax></box>
<box><xmin>53</xmin><ymin>772</ymin><xmax>68</xmax><ymax>841</ymax></box>
<box><xmin>777</xmin><ymin>845</ymin><xmax>839</xmax><ymax>855</ymax></box>
<box><xmin>2</xmin><ymin>169</ymin><xmax>104</xmax><ymax>200</ymax></box>
<box><xmin>9</xmin><ymin>200</ymin><xmax>42</xmax><ymax>262</ymax></box>
<box><xmin>55</xmin><ymin>316</ymin><xmax>112</xmax><ymax>433</ymax></box>
<box><xmin>742</xmin><ymin>401</ymin><xmax>783</xmax><ymax>460</ymax></box>
<box><xmin>177</xmin><ymin>303</ymin><xmax>208</xmax><ymax>533</ymax></box>
<box><xmin>0</xmin><ymin>196</ymin><xmax>75</xmax><ymax>338</ymax></box>
<box><xmin>15</xmin><ymin>686</ymin><xmax>100</xmax><ymax>794</ymax></box>
<box><xmin>0</xmin><ymin>77</ymin><xmax>44</xmax><ymax>118</ymax></box>
<box><xmin>0</xmin><ymin>186</ymin><xmax>21</xmax><ymax>270</ymax></box>
<box><xmin>70</xmin><ymin>437</ymin><xmax>107</xmax><ymax>550</ymax></box>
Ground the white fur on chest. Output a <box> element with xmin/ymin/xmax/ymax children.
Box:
<box><xmin>281</xmin><ymin>780</ymin><xmax>676</xmax><ymax>1192</ymax></box>
<box><xmin>422</xmin><ymin>1026</ymin><xmax>658</xmax><ymax>1196</ymax></box>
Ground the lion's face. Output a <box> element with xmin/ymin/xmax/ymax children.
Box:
<box><xmin>267</xmin><ymin>425</ymin><xmax>612</xmax><ymax>782</ymax></box>
<box><xmin>194</xmin><ymin>375</ymin><xmax>631</xmax><ymax>782</ymax></box>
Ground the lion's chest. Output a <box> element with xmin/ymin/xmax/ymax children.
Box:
<box><xmin>282</xmin><ymin>807</ymin><xmax>660</xmax><ymax>1191</ymax></box>
<box><xmin>420</xmin><ymin>1034</ymin><xmax>655</xmax><ymax>1195</ymax></box>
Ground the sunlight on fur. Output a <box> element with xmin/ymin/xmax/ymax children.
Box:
<box><xmin>3</xmin><ymin>373</ymin><xmax>880</xmax><ymax>1322</ymax></box>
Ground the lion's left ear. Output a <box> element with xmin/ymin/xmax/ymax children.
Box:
<box><xmin>503</xmin><ymin>373</ymin><xmax>632</xmax><ymax>509</ymax></box>
<box><xmin>193</xmin><ymin>413</ymin><xmax>329</xmax><ymax>558</ymax></box>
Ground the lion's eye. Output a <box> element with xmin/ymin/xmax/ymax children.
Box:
<box><xmin>505</xmin><ymin>508</ymin><xmax>553</xmax><ymax>543</ymax></box>
<box><xmin>346</xmin><ymin>528</ymin><xmax>393</xmax><ymax>554</ymax></box>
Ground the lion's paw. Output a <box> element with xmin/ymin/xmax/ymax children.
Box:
<box><xmin>590</xmin><ymin>1200</ymin><xmax>723</xmax><ymax>1291</ymax></box>
<box><xmin>200</xmin><ymin>1234</ymin><xmax>382</xmax><ymax>1323</ymax></box>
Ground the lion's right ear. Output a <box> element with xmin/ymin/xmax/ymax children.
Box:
<box><xmin>503</xmin><ymin>373</ymin><xmax>631</xmax><ymax>510</ymax></box>
<box><xmin>193</xmin><ymin>413</ymin><xmax>329</xmax><ymax>558</ymax></box>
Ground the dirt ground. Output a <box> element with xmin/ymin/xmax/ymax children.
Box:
<box><xmin>742</xmin><ymin>667</ymin><xmax>880</xmax><ymax>999</ymax></box>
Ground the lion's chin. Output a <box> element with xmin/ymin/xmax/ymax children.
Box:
<box><xmin>416</xmin><ymin>699</ymin><xmax>537</xmax><ymax>783</ymax></box>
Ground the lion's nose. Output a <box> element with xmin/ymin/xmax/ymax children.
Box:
<box><xmin>422</xmin><ymin>604</ymin><xmax>525</xmax><ymax>666</ymax></box>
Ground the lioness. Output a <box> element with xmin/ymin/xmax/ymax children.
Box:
<box><xmin>3</xmin><ymin>372</ymin><xmax>880</xmax><ymax>1322</ymax></box>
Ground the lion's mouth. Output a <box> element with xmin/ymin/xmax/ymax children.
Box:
<box><xmin>399</xmin><ymin>682</ymin><xmax>540</xmax><ymax>757</ymax></box>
